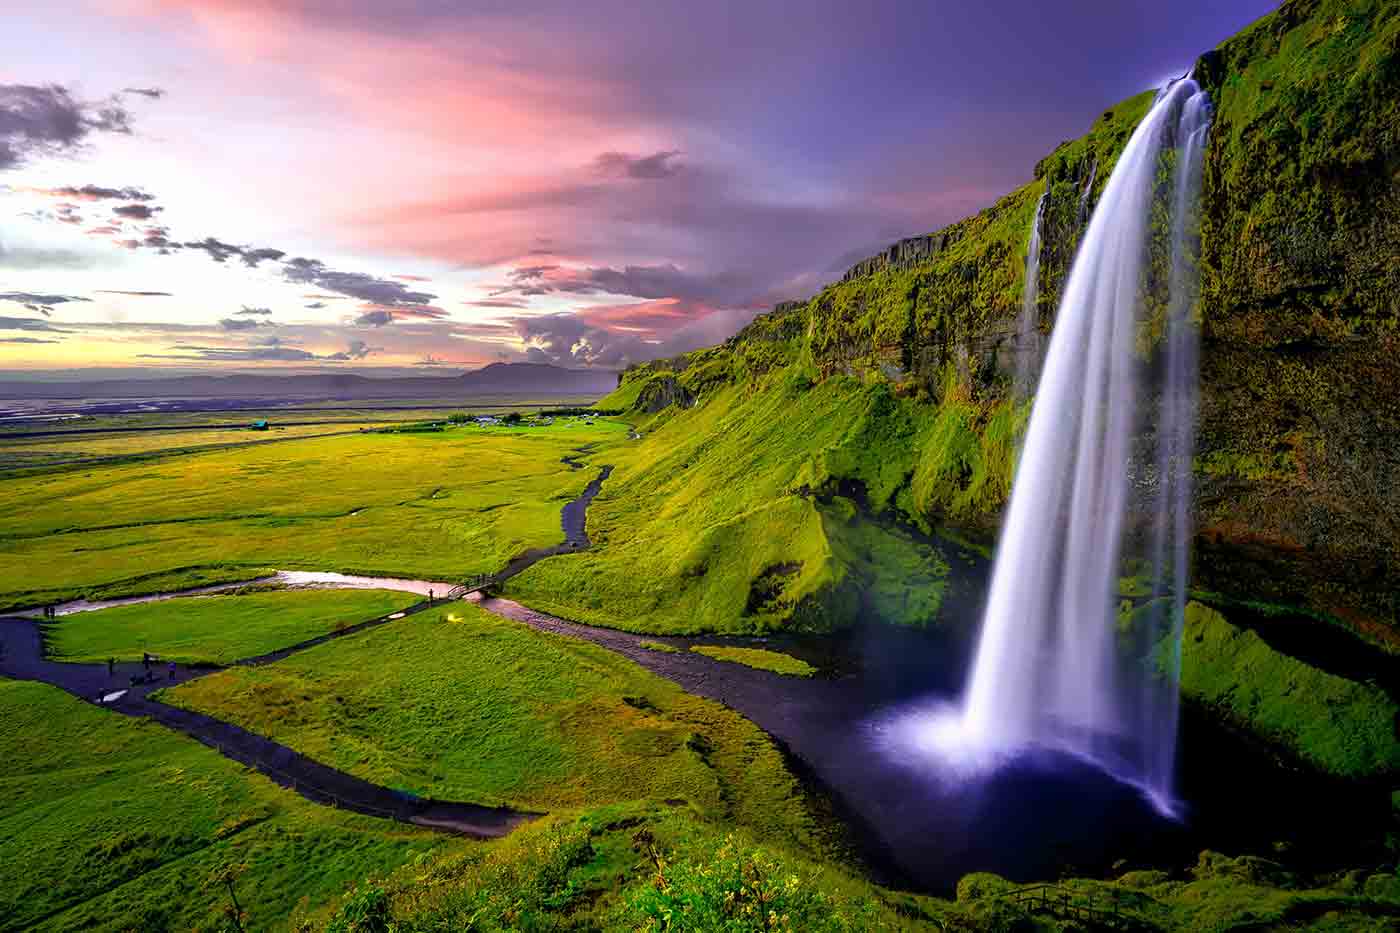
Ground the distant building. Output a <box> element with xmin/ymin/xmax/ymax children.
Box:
<box><xmin>250</xmin><ymin>420</ymin><xmax>270</xmax><ymax>431</ymax></box>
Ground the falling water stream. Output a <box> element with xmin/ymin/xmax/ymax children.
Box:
<box><xmin>927</xmin><ymin>77</ymin><xmax>1212</xmax><ymax>815</ymax></box>
<box><xmin>1014</xmin><ymin>193</ymin><xmax>1047</xmax><ymax>397</ymax></box>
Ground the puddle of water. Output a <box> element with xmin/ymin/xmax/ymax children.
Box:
<box><xmin>274</xmin><ymin>571</ymin><xmax>452</xmax><ymax>597</ymax></box>
<box><xmin>23</xmin><ymin>570</ymin><xmax>455</xmax><ymax>618</ymax></box>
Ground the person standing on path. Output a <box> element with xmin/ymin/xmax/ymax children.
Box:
<box><xmin>108</xmin><ymin>657</ymin><xmax>115</xmax><ymax>676</ymax></box>
<box><xmin>168</xmin><ymin>661</ymin><xmax>176</xmax><ymax>681</ymax></box>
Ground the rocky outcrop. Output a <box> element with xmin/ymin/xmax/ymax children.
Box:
<box><xmin>635</xmin><ymin>374</ymin><xmax>696</xmax><ymax>413</ymax></box>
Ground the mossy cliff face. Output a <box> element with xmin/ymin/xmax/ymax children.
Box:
<box><xmin>1192</xmin><ymin>0</ymin><xmax>1400</xmax><ymax>645</ymax></box>
<box><xmin>609</xmin><ymin>0</ymin><xmax>1400</xmax><ymax>650</ymax></box>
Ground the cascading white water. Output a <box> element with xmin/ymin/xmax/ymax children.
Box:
<box><xmin>939</xmin><ymin>77</ymin><xmax>1212</xmax><ymax>814</ymax></box>
<box><xmin>1014</xmin><ymin>193</ymin><xmax>1047</xmax><ymax>397</ymax></box>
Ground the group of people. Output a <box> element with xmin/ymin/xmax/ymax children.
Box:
<box><xmin>112</xmin><ymin>651</ymin><xmax>178</xmax><ymax>688</ymax></box>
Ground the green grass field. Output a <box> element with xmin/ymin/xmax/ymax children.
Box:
<box><xmin>0</xmin><ymin>423</ymin><xmax>392</xmax><ymax>473</ymax></box>
<box><xmin>163</xmin><ymin>603</ymin><xmax>827</xmax><ymax>852</ymax></box>
<box><xmin>0</xmin><ymin>420</ymin><xmax>629</xmax><ymax>610</ymax></box>
<box><xmin>690</xmin><ymin>644</ymin><xmax>818</xmax><ymax>677</ymax></box>
<box><xmin>47</xmin><ymin>587</ymin><xmax>418</xmax><ymax>665</ymax></box>
<box><xmin>0</xmin><ymin>677</ymin><xmax>454</xmax><ymax>932</ymax></box>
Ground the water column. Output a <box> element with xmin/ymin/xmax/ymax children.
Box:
<box><xmin>949</xmin><ymin>77</ymin><xmax>1212</xmax><ymax>814</ymax></box>
<box><xmin>1014</xmin><ymin>193</ymin><xmax>1047</xmax><ymax>398</ymax></box>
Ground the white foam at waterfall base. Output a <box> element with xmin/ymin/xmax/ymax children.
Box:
<box><xmin>898</xmin><ymin>77</ymin><xmax>1212</xmax><ymax>819</ymax></box>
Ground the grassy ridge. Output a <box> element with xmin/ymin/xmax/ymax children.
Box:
<box><xmin>1177</xmin><ymin>602</ymin><xmax>1398</xmax><ymax>779</ymax></box>
<box><xmin>47</xmin><ymin>587</ymin><xmax>417</xmax><ymax>665</ymax></box>
<box><xmin>0</xmin><ymin>422</ymin><xmax>625</xmax><ymax>610</ymax></box>
<box><xmin>0</xmin><ymin>678</ymin><xmax>447</xmax><ymax>932</ymax></box>
<box><xmin>164</xmin><ymin>604</ymin><xmax>828</xmax><ymax>853</ymax></box>
<box><xmin>510</xmin><ymin>370</ymin><xmax>984</xmax><ymax>636</ymax></box>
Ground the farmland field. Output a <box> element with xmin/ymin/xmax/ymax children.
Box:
<box><xmin>46</xmin><ymin>587</ymin><xmax>418</xmax><ymax>665</ymax></box>
<box><xmin>0</xmin><ymin>418</ymin><xmax>630</xmax><ymax>610</ymax></box>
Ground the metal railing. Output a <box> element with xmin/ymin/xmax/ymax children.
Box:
<box><xmin>992</xmin><ymin>882</ymin><xmax>1149</xmax><ymax>930</ymax></box>
<box><xmin>445</xmin><ymin>573</ymin><xmax>494</xmax><ymax>600</ymax></box>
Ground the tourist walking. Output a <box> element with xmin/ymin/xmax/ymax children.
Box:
<box><xmin>108</xmin><ymin>657</ymin><xmax>115</xmax><ymax>676</ymax></box>
<box><xmin>168</xmin><ymin>661</ymin><xmax>177</xmax><ymax>681</ymax></box>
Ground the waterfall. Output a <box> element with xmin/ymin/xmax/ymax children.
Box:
<box><xmin>943</xmin><ymin>77</ymin><xmax>1212</xmax><ymax>814</ymax></box>
<box><xmin>1014</xmin><ymin>193</ymin><xmax>1047</xmax><ymax>397</ymax></box>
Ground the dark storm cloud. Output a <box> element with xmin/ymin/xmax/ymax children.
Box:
<box><xmin>178</xmin><ymin>237</ymin><xmax>284</xmax><ymax>266</ymax></box>
<box><xmin>594</xmin><ymin>149</ymin><xmax>683</xmax><ymax>179</ymax></box>
<box><xmin>113</xmin><ymin>203</ymin><xmax>161</xmax><ymax>220</ymax></box>
<box><xmin>220</xmin><ymin>317</ymin><xmax>266</xmax><ymax>331</ymax></box>
<box><xmin>32</xmin><ymin>184</ymin><xmax>155</xmax><ymax>202</ymax></box>
<box><xmin>237</xmin><ymin>305</ymin><xmax>273</xmax><ymax>315</ymax></box>
<box><xmin>491</xmin><ymin>262</ymin><xmax>753</xmax><ymax>307</ymax></box>
<box><xmin>0</xmin><ymin>316</ymin><xmax>72</xmax><ymax>333</ymax></box>
<box><xmin>241</xmin><ymin>247</ymin><xmax>286</xmax><ymax>266</ymax></box>
<box><xmin>141</xmin><ymin>344</ymin><xmax>320</xmax><ymax>362</ymax></box>
<box><xmin>181</xmin><ymin>237</ymin><xmax>243</xmax><ymax>262</ymax></box>
<box><xmin>283</xmin><ymin>257</ymin><xmax>437</xmax><ymax>306</ymax></box>
<box><xmin>355</xmin><ymin>309</ymin><xmax>394</xmax><ymax>327</ymax></box>
<box><xmin>511</xmin><ymin>312</ymin><xmax>650</xmax><ymax>368</ymax></box>
<box><xmin>324</xmin><ymin>339</ymin><xmax>380</xmax><ymax>361</ymax></box>
<box><xmin>0</xmin><ymin>291</ymin><xmax>91</xmax><ymax>316</ymax></box>
<box><xmin>0</xmin><ymin>336</ymin><xmax>61</xmax><ymax>343</ymax></box>
<box><xmin>122</xmin><ymin>87</ymin><xmax>165</xmax><ymax>99</ymax></box>
<box><xmin>0</xmin><ymin>84</ymin><xmax>132</xmax><ymax>170</ymax></box>
<box><xmin>94</xmin><ymin>290</ymin><xmax>173</xmax><ymax>297</ymax></box>
<box><xmin>140</xmin><ymin>337</ymin><xmax>378</xmax><ymax>363</ymax></box>
<box><xmin>305</xmin><ymin>301</ymin><xmax>327</xmax><ymax>309</ymax></box>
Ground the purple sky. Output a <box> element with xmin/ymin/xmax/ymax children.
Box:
<box><xmin>0</xmin><ymin>0</ymin><xmax>1277</xmax><ymax>373</ymax></box>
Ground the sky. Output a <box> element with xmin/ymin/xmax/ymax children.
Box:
<box><xmin>0</xmin><ymin>0</ymin><xmax>1278</xmax><ymax>376</ymax></box>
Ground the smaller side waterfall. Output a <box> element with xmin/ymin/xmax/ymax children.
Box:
<box><xmin>930</xmin><ymin>77</ymin><xmax>1212</xmax><ymax>815</ymax></box>
<box><xmin>1014</xmin><ymin>193</ymin><xmax>1047</xmax><ymax>397</ymax></box>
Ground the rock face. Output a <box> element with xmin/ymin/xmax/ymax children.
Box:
<box><xmin>611</xmin><ymin>0</ymin><xmax>1400</xmax><ymax>646</ymax></box>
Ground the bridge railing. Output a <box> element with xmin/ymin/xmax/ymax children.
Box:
<box><xmin>444</xmin><ymin>573</ymin><xmax>494</xmax><ymax>601</ymax></box>
<box><xmin>989</xmin><ymin>882</ymin><xmax>1149</xmax><ymax>929</ymax></box>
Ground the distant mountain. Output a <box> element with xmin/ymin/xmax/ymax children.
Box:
<box><xmin>0</xmin><ymin>362</ymin><xmax>619</xmax><ymax>401</ymax></box>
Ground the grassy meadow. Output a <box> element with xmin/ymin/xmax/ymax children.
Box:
<box><xmin>163</xmin><ymin>603</ymin><xmax>828</xmax><ymax>852</ymax></box>
<box><xmin>690</xmin><ymin>644</ymin><xmax>818</xmax><ymax>677</ymax></box>
<box><xmin>0</xmin><ymin>422</ymin><xmax>391</xmax><ymax>473</ymax></box>
<box><xmin>47</xmin><ymin>587</ymin><xmax>417</xmax><ymax>665</ymax></box>
<box><xmin>0</xmin><ymin>418</ymin><xmax>629</xmax><ymax>610</ymax></box>
<box><xmin>0</xmin><ymin>677</ymin><xmax>453</xmax><ymax>932</ymax></box>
